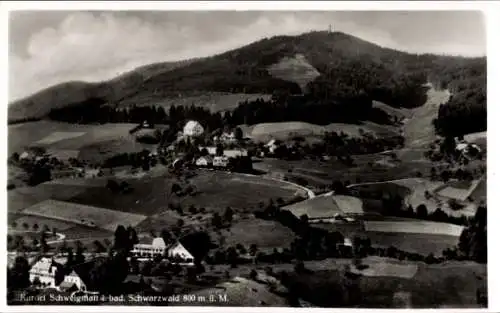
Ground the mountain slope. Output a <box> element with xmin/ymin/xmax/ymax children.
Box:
<box><xmin>9</xmin><ymin>31</ymin><xmax>486</xmax><ymax>134</ymax></box>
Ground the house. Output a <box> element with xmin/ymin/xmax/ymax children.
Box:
<box><xmin>199</xmin><ymin>146</ymin><xmax>217</xmax><ymax>155</ymax></box>
<box><xmin>166</xmin><ymin>241</ymin><xmax>195</xmax><ymax>265</ymax></box>
<box><xmin>213</xmin><ymin>156</ymin><xmax>229</xmax><ymax>168</ymax></box>
<box><xmin>130</xmin><ymin>237</ymin><xmax>195</xmax><ymax>265</ymax></box>
<box><xmin>183</xmin><ymin>120</ymin><xmax>204</xmax><ymax>137</ymax></box>
<box><xmin>29</xmin><ymin>257</ymin><xmax>63</xmax><ymax>288</ymax></box>
<box><xmin>223</xmin><ymin>149</ymin><xmax>248</xmax><ymax>158</ymax></box>
<box><xmin>130</xmin><ymin>237</ymin><xmax>168</xmax><ymax>259</ymax></box>
<box><xmin>59</xmin><ymin>259</ymin><xmax>101</xmax><ymax>292</ymax></box>
<box><xmin>220</xmin><ymin>131</ymin><xmax>237</xmax><ymax>143</ymax></box>
<box><xmin>19</xmin><ymin>151</ymin><xmax>32</xmax><ymax>160</ymax></box>
<box><xmin>265</xmin><ymin>139</ymin><xmax>279</xmax><ymax>154</ymax></box>
<box><xmin>195</xmin><ymin>156</ymin><xmax>213</xmax><ymax>167</ymax></box>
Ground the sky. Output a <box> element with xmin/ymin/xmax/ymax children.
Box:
<box><xmin>8</xmin><ymin>10</ymin><xmax>486</xmax><ymax>102</ymax></box>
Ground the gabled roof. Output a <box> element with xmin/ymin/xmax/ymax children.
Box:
<box><xmin>30</xmin><ymin>257</ymin><xmax>60</xmax><ymax>274</ymax></box>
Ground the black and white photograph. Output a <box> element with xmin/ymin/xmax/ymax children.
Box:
<box><xmin>3</xmin><ymin>4</ymin><xmax>490</xmax><ymax>309</ymax></box>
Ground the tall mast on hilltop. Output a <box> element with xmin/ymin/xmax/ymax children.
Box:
<box><xmin>328</xmin><ymin>24</ymin><xmax>333</xmax><ymax>33</ymax></box>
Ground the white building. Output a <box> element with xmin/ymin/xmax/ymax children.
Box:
<box><xmin>131</xmin><ymin>237</ymin><xmax>168</xmax><ymax>259</ymax></box>
<box><xmin>130</xmin><ymin>237</ymin><xmax>195</xmax><ymax>265</ymax></box>
<box><xmin>265</xmin><ymin>139</ymin><xmax>279</xmax><ymax>154</ymax></box>
<box><xmin>198</xmin><ymin>147</ymin><xmax>247</xmax><ymax>158</ymax></box>
<box><xmin>223</xmin><ymin>149</ymin><xmax>248</xmax><ymax>158</ymax></box>
<box><xmin>183</xmin><ymin>120</ymin><xmax>204</xmax><ymax>137</ymax></box>
<box><xmin>220</xmin><ymin>132</ymin><xmax>237</xmax><ymax>143</ymax></box>
<box><xmin>166</xmin><ymin>242</ymin><xmax>195</xmax><ymax>265</ymax></box>
<box><xmin>29</xmin><ymin>257</ymin><xmax>61</xmax><ymax>288</ymax></box>
<box><xmin>59</xmin><ymin>270</ymin><xmax>87</xmax><ymax>292</ymax></box>
<box><xmin>195</xmin><ymin>156</ymin><xmax>213</xmax><ymax>167</ymax></box>
<box><xmin>213</xmin><ymin>156</ymin><xmax>229</xmax><ymax>168</ymax></box>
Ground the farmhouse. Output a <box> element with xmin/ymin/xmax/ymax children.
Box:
<box><xmin>183</xmin><ymin>120</ymin><xmax>204</xmax><ymax>137</ymax></box>
<box><xmin>195</xmin><ymin>156</ymin><xmax>213</xmax><ymax>167</ymax></box>
<box><xmin>213</xmin><ymin>156</ymin><xmax>229</xmax><ymax>168</ymax></box>
<box><xmin>130</xmin><ymin>237</ymin><xmax>195</xmax><ymax>264</ymax></box>
<box><xmin>220</xmin><ymin>131</ymin><xmax>237</xmax><ymax>143</ymax></box>
<box><xmin>29</xmin><ymin>257</ymin><xmax>63</xmax><ymax>288</ymax></box>
<box><xmin>165</xmin><ymin>241</ymin><xmax>195</xmax><ymax>265</ymax></box>
<box><xmin>59</xmin><ymin>258</ymin><xmax>102</xmax><ymax>292</ymax></box>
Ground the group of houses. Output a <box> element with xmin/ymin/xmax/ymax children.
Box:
<box><xmin>195</xmin><ymin>147</ymin><xmax>248</xmax><ymax>169</ymax></box>
<box><xmin>27</xmin><ymin>237</ymin><xmax>196</xmax><ymax>293</ymax></box>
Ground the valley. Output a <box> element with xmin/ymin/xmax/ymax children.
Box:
<box><xmin>7</xmin><ymin>29</ymin><xmax>486</xmax><ymax>308</ymax></box>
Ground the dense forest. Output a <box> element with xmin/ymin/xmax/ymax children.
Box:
<box><xmin>17</xmin><ymin>31</ymin><xmax>486</xmax><ymax>137</ymax></box>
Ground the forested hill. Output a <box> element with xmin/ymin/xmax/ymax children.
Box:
<box><xmin>8</xmin><ymin>31</ymin><xmax>486</xmax><ymax>136</ymax></box>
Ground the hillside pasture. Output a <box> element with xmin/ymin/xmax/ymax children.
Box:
<box><xmin>8</xmin><ymin>121</ymin><xmax>157</xmax><ymax>163</ymax></box>
<box><xmin>267</xmin><ymin>53</ymin><xmax>321</xmax><ymax>91</ymax></box>
<box><xmin>22</xmin><ymin>199</ymin><xmax>147</xmax><ymax>232</ymax></box>
<box><xmin>403</xmin><ymin>87</ymin><xmax>451</xmax><ymax>148</ymax></box>
<box><xmin>10</xmin><ymin>214</ymin><xmax>76</xmax><ymax>231</ymax></box>
<box><xmin>188</xmin><ymin>276</ymin><xmax>288</xmax><ymax>307</ymax></box>
<box><xmin>283</xmin><ymin>194</ymin><xmax>342</xmax><ymax>219</ymax></box>
<box><xmin>8</xmin><ymin>183</ymin><xmax>91</xmax><ymax>213</ymax></box>
<box><xmin>67</xmin><ymin>175</ymin><xmax>179</xmax><ymax>215</ymax></box>
<box><xmin>179</xmin><ymin>171</ymin><xmax>302</xmax><ymax>212</ymax></box>
<box><xmin>464</xmin><ymin>131</ymin><xmax>487</xmax><ymax>148</ymax></box>
<box><xmin>221</xmin><ymin>218</ymin><xmax>295</xmax><ymax>252</ymax></box>
<box><xmin>35</xmin><ymin>131</ymin><xmax>86</xmax><ymax>145</ymax></box>
<box><xmin>350</xmin><ymin>259</ymin><xmax>419</xmax><ymax>279</ymax></box>
<box><xmin>245</xmin><ymin>121</ymin><xmax>400</xmax><ymax>143</ymax></box>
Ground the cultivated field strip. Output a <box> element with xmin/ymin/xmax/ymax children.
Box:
<box><xmin>350</xmin><ymin>261</ymin><xmax>419</xmax><ymax>279</ymax></box>
<box><xmin>332</xmin><ymin>195</ymin><xmax>364</xmax><ymax>214</ymax></box>
<box><xmin>363</xmin><ymin>220</ymin><xmax>464</xmax><ymax>236</ymax></box>
<box><xmin>283</xmin><ymin>194</ymin><xmax>342</xmax><ymax>219</ymax></box>
<box><xmin>22</xmin><ymin>199</ymin><xmax>147</xmax><ymax>231</ymax></box>
<box><xmin>36</xmin><ymin>131</ymin><xmax>86</xmax><ymax>145</ymax></box>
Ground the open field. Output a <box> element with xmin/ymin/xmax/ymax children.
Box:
<box><xmin>67</xmin><ymin>175</ymin><xmax>178</xmax><ymax>215</ymax></box>
<box><xmin>469</xmin><ymin>176</ymin><xmax>486</xmax><ymax>204</ymax></box>
<box><xmin>22</xmin><ymin>199</ymin><xmax>147</xmax><ymax>231</ymax></box>
<box><xmin>403</xmin><ymin>87</ymin><xmax>451</xmax><ymax>148</ymax></box>
<box><xmin>9</xmin><ymin>214</ymin><xmax>76</xmax><ymax>231</ymax></box>
<box><xmin>464</xmin><ymin>131</ymin><xmax>487</xmax><ymax>148</ymax></box>
<box><xmin>350</xmin><ymin>259</ymin><xmax>419</xmax><ymax>279</ymax></box>
<box><xmin>66</xmin><ymin>170</ymin><xmax>301</xmax><ymax>215</ymax></box>
<box><xmin>7</xmin><ymin>182</ymin><xmax>93</xmax><ymax>213</ymax></box>
<box><xmin>283</xmin><ymin>194</ymin><xmax>341</xmax><ymax>219</ymax></box>
<box><xmin>363</xmin><ymin>220</ymin><xmax>463</xmax><ymax>236</ymax></box>
<box><xmin>244</xmin><ymin>121</ymin><xmax>399</xmax><ymax>143</ymax></box>
<box><xmin>277</xmin><ymin>257</ymin><xmax>485</xmax><ymax>308</ymax></box>
<box><xmin>188</xmin><ymin>276</ymin><xmax>288</xmax><ymax>307</ymax></box>
<box><xmin>366</xmin><ymin>231</ymin><xmax>459</xmax><ymax>256</ymax></box>
<box><xmin>179</xmin><ymin>171</ymin><xmax>302</xmax><ymax>212</ymax></box>
<box><xmin>8</xmin><ymin>121</ymin><xmax>157</xmax><ymax>163</ymax></box>
<box><xmin>267</xmin><ymin>54</ymin><xmax>321</xmax><ymax>92</ymax></box>
<box><xmin>222</xmin><ymin>218</ymin><xmax>295</xmax><ymax>252</ymax></box>
<box><xmin>434</xmin><ymin>178</ymin><xmax>483</xmax><ymax>202</ymax></box>
<box><xmin>35</xmin><ymin>131</ymin><xmax>86</xmax><ymax>145</ymax></box>
<box><xmin>283</xmin><ymin>193</ymin><xmax>364</xmax><ymax>219</ymax></box>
